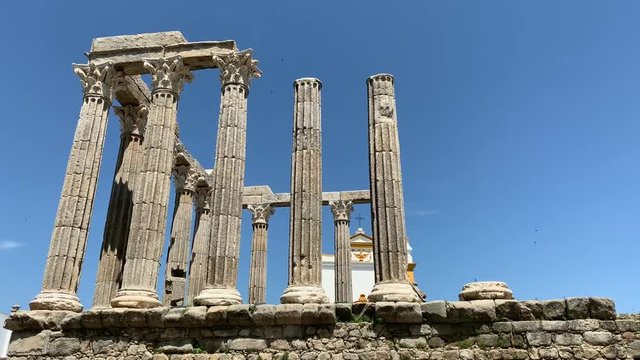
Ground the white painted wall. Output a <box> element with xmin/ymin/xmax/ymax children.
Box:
<box><xmin>0</xmin><ymin>313</ymin><xmax>11</xmax><ymax>359</ymax></box>
<box><xmin>321</xmin><ymin>260</ymin><xmax>375</xmax><ymax>303</ymax></box>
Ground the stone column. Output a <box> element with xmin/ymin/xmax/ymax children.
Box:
<box><xmin>247</xmin><ymin>204</ymin><xmax>274</xmax><ymax>304</ymax></box>
<box><xmin>93</xmin><ymin>104</ymin><xmax>147</xmax><ymax>308</ymax></box>
<box><xmin>30</xmin><ymin>62</ymin><xmax>115</xmax><ymax>312</ymax></box>
<box><xmin>329</xmin><ymin>200</ymin><xmax>353</xmax><ymax>303</ymax></box>
<box><xmin>281</xmin><ymin>78</ymin><xmax>328</xmax><ymax>304</ymax></box>
<box><xmin>186</xmin><ymin>186</ymin><xmax>211</xmax><ymax>305</ymax></box>
<box><xmin>366</xmin><ymin>74</ymin><xmax>421</xmax><ymax>302</ymax></box>
<box><xmin>194</xmin><ymin>51</ymin><xmax>261</xmax><ymax>306</ymax></box>
<box><xmin>111</xmin><ymin>57</ymin><xmax>193</xmax><ymax>308</ymax></box>
<box><xmin>163</xmin><ymin>165</ymin><xmax>197</xmax><ymax>306</ymax></box>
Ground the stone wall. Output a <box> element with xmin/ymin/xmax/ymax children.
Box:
<box><xmin>5</xmin><ymin>298</ymin><xmax>640</xmax><ymax>359</ymax></box>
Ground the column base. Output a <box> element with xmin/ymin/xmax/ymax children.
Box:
<box><xmin>280</xmin><ymin>285</ymin><xmax>329</xmax><ymax>304</ymax></box>
<box><xmin>29</xmin><ymin>290</ymin><xmax>83</xmax><ymax>312</ymax></box>
<box><xmin>368</xmin><ymin>281</ymin><xmax>423</xmax><ymax>303</ymax></box>
<box><xmin>193</xmin><ymin>287</ymin><xmax>242</xmax><ymax>306</ymax></box>
<box><xmin>111</xmin><ymin>288</ymin><xmax>162</xmax><ymax>308</ymax></box>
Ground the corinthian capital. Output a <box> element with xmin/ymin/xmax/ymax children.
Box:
<box><xmin>143</xmin><ymin>56</ymin><xmax>194</xmax><ymax>93</ymax></box>
<box><xmin>213</xmin><ymin>51</ymin><xmax>262</xmax><ymax>88</ymax></box>
<box><xmin>114</xmin><ymin>105</ymin><xmax>148</xmax><ymax>138</ymax></box>
<box><xmin>73</xmin><ymin>61</ymin><xmax>115</xmax><ymax>99</ymax></box>
<box><xmin>248</xmin><ymin>204</ymin><xmax>274</xmax><ymax>225</ymax></box>
<box><xmin>329</xmin><ymin>201</ymin><xmax>353</xmax><ymax>222</ymax></box>
<box><xmin>194</xmin><ymin>186</ymin><xmax>212</xmax><ymax>213</ymax></box>
<box><xmin>173</xmin><ymin>165</ymin><xmax>199</xmax><ymax>194</ymax></box>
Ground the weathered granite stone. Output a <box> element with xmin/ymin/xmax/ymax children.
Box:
<box><xmin>395</xmin><ymin>303</ymin><xmax>423</xmax><ymax>324</ymax></box>
<box><xmin>590</xmin><ymin>297</ymin><xmax>616</xmax><ymax>320</ymax></box>
<box><xmin>555</xmin><ymin>333</ymin><xmax>583</xmax><ymax>346</ymax></box>
<box><xmin>275</xmin><ymin>304</ymin><xmax>303</xmax><ymax>325</ymax></box>
<box><xmin>252</xmin><ymin>305</ymin><xmax>276</xmax><ymax>326</ymax></box>
<box><xmin>566</xmin><ymin>297</ymin><xmax>590</xmax><ymax>319</ymax></box>
<box><xmin>335</xmin><ymin>303</ymin><xmax>352</xmax><ymax>322</ymax></box>
<box><xmin>446</xmin><ymin>301</ymin><xmax>496</xmax><ymax>323</ymax></box>
<box><xmin>421</xmin><ymin>301</ymin><xmax>447</xmax><ymax>322</ymax></box>
<box><xmin>520</xmin><ymin>300</ymin><xmax>544</xmax><ymax>320</ymax></box>
<box><xmin>182</xmin><ymin>306</ymin><xmax>207</xmax><ymax>327</ymax></box>
<box><xmin>206</xmin><ymin>306</ymin><xmax>228</xmax><ymax>326</ymax></box>
<box><xmin>229</xmin><ymin>338</ymin><xmax>267</xmax><ymax>351</ymax></box>
<box><xmin>495</xmin><ymin>300</ymin><xmax>534</xmax><ymax>321</ymax></box>
<box><xmin>526</xmin><ymin>332</ymin><xmax>552</xmax><ymax>346</ymax></box>
<box><xmin>48</xmin><ymin>337</ymin><xmax>81</xmax><ymax>356</ymax></box>
<box><xmin>227</xmin><ymin>305</ymin><xmax>254</xmax><ymax>326</ymax></box>
<box><xmin>541</xmin><ymin>299</ymin><xmax>566</xmax><ymax>320</ymax></box>
<box><xmin>584</xmin><ymin>331</ymin><xmax>613</xmax><ymax>345</ymax></box>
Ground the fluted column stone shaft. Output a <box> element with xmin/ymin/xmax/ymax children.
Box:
<box><xmin>280</xmin><ymin>78</ymin><xmax>328</xmax><ymax>304</ymax></box>
<box><xmin>163</xmin><ymin>165</ymin><xmax>197</xmax><ymax>306</ymax></box>
<box><xmin>366</xmin><ymin>74</ymin><xmax>421</xmax><ymax>303</ymax></box>
<box><xmin>30</xmin><ymin>62</ymin><xmax>115</xmax><ymax>312</ymax></box>
<box><xmin>112</xmin><ymin>57</ymin><xmax>193</xmax><ymax>308</ymax></box>
<box><xmin>195</xmin><ymin>51</ymin><xmax>261</xmax><ymax>306</ymax></box>
<box><xmin>93</xmin><ymin>104</ymin><xmax>147</xmax><ymax>308</ymax></box>
<box><xmin>248</xmin><ymin>204</ymin><xmax>274</xmax><ymax>304</ymax></box>
<box><xmin>330</xmin><ymin>200</ymin><xmax>353</xmax><ymax>303</ymax></box>
<box><xmin>187</xmin><ymin>186</ymin><xmax>211</xmax><ymax>305</ymax></box>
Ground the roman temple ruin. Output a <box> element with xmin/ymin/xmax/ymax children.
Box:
<box><xmin>5</xmin><ymin>32</ymin><xmax>639</xmax><ymax>359</ymax></box>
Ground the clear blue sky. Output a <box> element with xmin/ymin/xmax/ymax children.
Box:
<box><xmin>0</xmin><ymin>1</ymin><xmax>638</xmax><ymax>314</ymax></box>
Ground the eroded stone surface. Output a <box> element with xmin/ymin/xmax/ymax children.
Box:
<box><xmin>459</xmin><ymin>281</ymin><xmax>514</xmax><ymax>301</ymax></box>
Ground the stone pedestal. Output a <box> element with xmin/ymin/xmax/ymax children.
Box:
<box><xmin>366</xmin><ymin>74</ymin><xmax>421</xmax><ymax>303</ymax></box>
<box><xmin>30</xmin><ymin>62</ymin><xmax>115</xmax><ymax>312</ymax></box>
<box><xmin>194</xmin><ymin>52</ymin><xmax>261</xmax><ymax>306</ymax></box>
<box><xmin>186</xmin><ymin>186</ymin><xmax>211</xmax><ymax>305</ymax></box>
<box><xmin>163</xmin><ymin>165</ymin><xmax>197</xmax><ymax>306</ymax></box>
<box><xmin>112</xmin><ymin>57</ymin><xmax>192</xmax><ymax>308</ymax></box>
<box><xmin>93</xmin><ymin>104</ymin><xmax>147</xmax><ymax>308</ymax></box>
<box><xmin>330</xmin><ymin>200</ymin><xmax>353</xmax><ymax>303</ymax></box>
<box><xmin>248</xmin><ymin>204</ymin><xmax>274</xmax><ymax>304</ymax></box>
<box><xmin>281</xmin><ymin>78</ymin><xmax>328</xmax><ymax>304</ymax></box>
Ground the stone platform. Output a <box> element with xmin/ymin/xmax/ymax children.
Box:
<box><xmin>5</xmin><ymin>297</ymin><xmax>640</xmax><ymax>359</ymax></box>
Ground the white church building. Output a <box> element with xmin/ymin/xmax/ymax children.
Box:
<box><xmin>321</xmin><ymin>228</ymin><xmax>417</xmax><ymax>303</ymax></box>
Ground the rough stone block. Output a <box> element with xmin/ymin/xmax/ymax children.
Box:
<box><xmin>476</xmin><ymin>334</ymin><xmax>499</xmax><ymax>348</ymax></box>
<box><xmin>101</xmin><ymin>308</ymin><xmax>126</xmax><ymax>327</ymax></box>
<box><xmin>495</xmin><ymin>300</ymin><xmax>534</xmax><ymax>321</ymax></box>
<box><xmin>317</xmin><ymin>304</ymin><xmax>337</xmax><ymax>324</ymax></box>
<box><xmin>8</xmin><ymin>331</ymin><xmax>49</xmax><ymax>356</ymax></box>
<box><xmin>123</xmin><ymin>309</ymin><xmax>147</xmax><ymax>327</ymax></box>
<box><xmin>157</xmin><ymin>339</ymin><xmax>193</xmax><ymax>354</ymax></box>
<box><xmin>555</xmin><ymin>333</ymin><xmax>583</xmax><ymax>346</ymax></box>
<box><xmin>512</xmin><ymin>321</ymin><xmax>541</xmax><ymax>333</ymax></box>
<box><xmin>525</xmin><ymin>332</ymin><xmax>552</xmax><ymax>346</ymax></box>
<box><xmin>182</xmin><ymin>306</ymin><xmax>207</xmax><ymax>327</ymax></box>
<box><xmin>583</xmin><ymin>331</ymin><xmax>613</xmax><ymax>346</ymax></box>
<box><xmin>352</xmin><ymin>302</ymin><xmax>376</xmax><ymax>319</ymax></box>
<box><xmin>253</xmin><ymin>304</ymin><xmax>276</xmax><ymax>326</ymax></box>
<box><xmin>205</xmin><ymin>306</ymin><xmax>228</xmax><ymax>326</ymax></box>
<box><xmin>146</xmin><ymin>307</ymin><xmax>167</xmax><ymax>328</ymax></box>
<box><xmin>91</xmin><ymin>31</ymin><xmax>187</xmax><ymax>52</ymax></box>
<box><xmin>335</xmin><ymin>303</ymin><xmax>352</xmax><ymax>322</ymax></box>
<box><xmin>589</xmin><ymin>297</ymin><xmax>616</xmax><ymax>320</ymax></box>
<box><xmin>396</xmin><ymin>302</ymin><xmax>423</xmax><ymax>324</ymax></box>
<box><xmin>421</xmin><ymin>301</ymin><xmax>447</xmax><ymax>322</ymax></box>
<box><xmin>60</xmin><ymin>313</ymin><xmax>82</xmax><ymax>329</ymax></box>
<box><xmin>48</xmin><ymin>337</ymin><xmax>81</xmax><ymax>356</ymax></box>
<box><xmin>227</xmin><ymin>304</ymin><xmax>254</xmax><ymax>326</ymax></box>
<box><xmin>275</xmin><ymin>304</ymin><xmax>303</xmax><ymax>325</ymax></box>
<box><xmin>375</xmin><ymin>302</ymin><xmax>397</xmax><ymax>323</ymax></box>
<box><xmin>301</xmin><ymin>304</ymin><xmax>320</xmax><ymax>325</ymax></box>
<box><xmin>616</xmin><ymin>319</ymin><xmax>640</xmax><ymax>332</ymax></box>
<box><xmin>229</xmin><ymin>338</ymin><xmax>267</xmax><ymax>351</ymax></box>
<box><xmin>540</xmin><ymin>320</ymin><xmax>568</xmax><ymax>332</ymax></box>
<box><xmin>567</xmin><ymin>319</ymin><xmax>600</xmax><ymax>331</ymax></box>
<box><xmin>566</xmin><ymin>297</ymin><xmax>590</xmax><ymax>319</ymax></box>
<box><xmin>541</xmin><ymin>299</ymin><xmax>566</xmax><ymax>320</ymax></box>
<box><xmin>446</xmin><ymin>300</ymin><xmax>496</xmax><ymax>323</ymax></box>
<box><xmin>162</xmin><ymin>307</ymin><xmax>187</xmax><ymax>327</ymax></box>
<box><xmin>81</xmin><ymin>310</ymin><xmax>103</xmax><ymax>328</ymax></box>
<box><xmin>520</xmin><ymin>300</ymin><xmax>544</xmax><ymax>319</ymax></box>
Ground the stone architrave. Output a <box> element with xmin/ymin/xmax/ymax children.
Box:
<box><xmin>366</xmin><ymin>74</ymin><xmax>421</xmax><ymax>303</ymax></box>
<box><xmin>329</xmin><ymin>200</ymin><xmax>353</xmax><ymax>303</ymax></box>
<box><xmin>111</xmin><ymin>56</ymin><xmax>193</xmax><ymax>308</ymax></box>
<box><xmin>93</xmin><ymin>104</ymin><xmax>148</xmax><ymax>308</ymax></box>
<box><xmin>194</xmin><ymin>51</ymin><xmax>261</xmax><ymax>306</ymax></box>
<box><xmin>30</xmin><ymin>62</ymin><xmax>115</xmax><ymax>312</ymax></box>
<box><xmin>247</xmin><ymin>204</ymin><xmax>274</xmax><ymax>304</ymax></box>
<box><xmin>163</xmin><ymin>165</ymin><xmax>198</xmax><ymax>306</ymax></box>
<box><xmin>186</xmin><ymin>185</ymin><xmax>211</xmax><ymax>305</ymax></box>
<box><xmin>281</xmin><ymin>78</ymin><xmax>329</xmax><ymax>304</ymax></box>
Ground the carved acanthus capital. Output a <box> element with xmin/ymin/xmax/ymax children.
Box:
<box><xmin>248</xmin><ymin>203</ymin><xmax>274</xmax><ymax>225</ymax></box>
<box><xmin>114</xmin><ymin>105</ymin><xmax>148</xmax><ymax>138</ymax></box>
<box><xmin>329</xmin><ymin>200</ymin><xmax>353</xmax><ymax>222</ymax></box>
<box><xmin>173</xmin><ymin>164</ymin><xmax>199</xmax><ymax>194</ymax></box>
<box><xmin>143</xmin><ymin>56</ymin><xmax>194</xmax><ymax>94</ymax></box>
<box><xmin>73</xmin><ymin>61</ymin><xmax>115</xmax><ymax>99</ymax></box>
<box><xmin>194</xmin><ymin>186</ymin><xmax>212</xmax><ymax>213</ymax></box>
<box><xmin>213</xmin><ymin>51</ymin><xmax>262</xmax><ymax>89</ymax></box>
